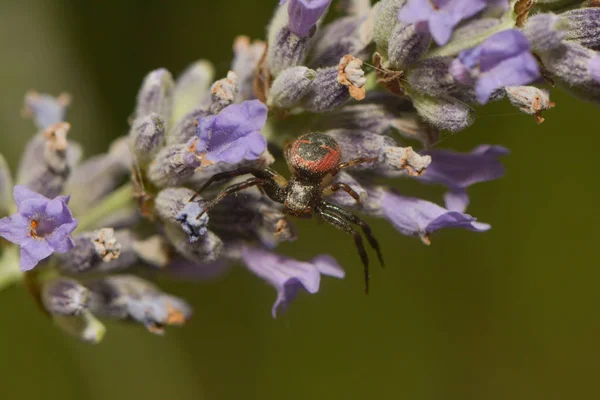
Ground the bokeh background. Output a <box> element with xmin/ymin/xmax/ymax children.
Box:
<box><xmin>1</xmin><ymin>1</ymin><xmax>599</xmax><ymax>399</ymax></box>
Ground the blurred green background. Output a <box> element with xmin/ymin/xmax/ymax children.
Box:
<box><xmin>1</xmin><ymin>1</ymin><xmax>599</xmax><ymax>399</ymax></box>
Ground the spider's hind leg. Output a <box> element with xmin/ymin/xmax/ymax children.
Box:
<box><xmin>196</xmin><ymin>177</ymin><xmax>264</xmax><ymax>219</ymax></box>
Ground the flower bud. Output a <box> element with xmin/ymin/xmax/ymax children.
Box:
<box><xmin>164</xmin><ymin>222</ymin><xmax>223</xmax><ymax>265</ymax></box>
<box><xmin>267</xmin><ymin>27</ymin><xmax>312</xmax><ymax>77</ymax></box>
<box><xmin>130</xmin><ymin>113</ymin><xmax>166</xmax><ymax>165</ymax></box>
<box><xmin>563</xmin><ymin>8</ymin><xmax>600</xmax><ymax>49</ymax></box>
<box><xmin>155</xmin><ymin>187</ymin><xmax>209</xmax><ymax>243</ymax></box>
<box><xmin>388</xmin><ymin>23</ymin><xmax>431</xmax><ymax>69</ymax></box>
<box><xmin>409</xmin><ymin>91</ymin><xmax>474</xmax><ymax>132</ymax></box>
<box><xmin>268</xmin><ymin>66</ymin><xmax>316</xmax><ymax>108</ymax></box>
<box><xmin>55</xmin><ymin>229</ymin><xmax>140</xmax><ymax>274</ymax></box>
<box><xmin>135</xmin><ymin>68</ymin><xmax>174</xmax><ymax>120</ymax></box>
<box><xmin>539</xmin><ymin>41</ymin><xmax>600</xmax><ymax>103</ymax></box>
<box><xmin>17</xmin><ymin>123</ymin><xmax>82</xmax><ymax>198</ymax></box>
<box><xmin>147</xmin><ymin>144</ymin><xmax>201</xmax><ymax>187</ymax></box>
<box><xmin>172</xmin><ymin>60</ymin><xmax>214</xmax><ymax>123</ymax></box>
<box><xmin>373</xmin><ymin>0</ymin><xmax>405</xmax><ymax>55</ymax></box>
<box><xmin>208</xmin><ymin>71</ymin><xmax>238</xmax><ymax>115</ymax></box>
<box><xmin>22</xmin><ymin>91</ymin><xmax>70</xmax><ymax>131</ymax></box>
<box><xmin>505</xmin><ymin>86</ymin><xmax>555</xmax><ymax>123</ymax></box>
<box><xmin>87</xmin><ymin>275</ymin><xmax>192</xmax><ymax>334</ymax></box>
<box><xmin>42</xmin><ymin>278</ymin><xmax>90</xmax><ymax>316</ymax></box>
<box><xmin>523</xmin><ymin>13</ymin><xmax>568</xmax><ymax>52</ymax></box>
<box><xmin>167</xmin><ymin>107</ymin><xmax>208</xmax><ymax>146</ymax></box>
<box><xmin>406</xmin><ymin>57</ymin><xmax>461</xmax><ymax>98</ymax></box>
<box><xmin>232</xmin><ymin>36</ymin><xmax>267</xmax><ymax>102</ymax></box>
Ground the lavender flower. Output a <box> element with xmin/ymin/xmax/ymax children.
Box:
<box><xmin>0</xmin><ymin>185</ymin><xmax>77</xmax><ymax>271</ymax></box>
<box><xmin>194</xmin><ymin>100</ymin><xmax>268</xmax><ymax>164</ymax></box>
<box><xmin>398</xmin><ymin>0</ymin><xmax>506</xmax><ymax>46</ymax></box>
<box><xmin>241</xmin><ymin>246</ymin><xmax>344</xmax><ymax>317</ymax></box>
<box><xmin>450</xmin><ymin>29</ymin><xmax>540</xmax><ymax>103</ymax></box>
<box><xmin>590</xmin><ymin>57</ymin><xmax>600</xmax><ymax>83</ymax></box>
<box><xmin>281</xmin><ymin>0</ymin><xmax>333</xmax><ymax>38</ymax></box>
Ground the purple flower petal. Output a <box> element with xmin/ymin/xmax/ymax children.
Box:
<box><xmin>23</xmin><ymin>92</ymin><xmax>70</xmax><ymax>131</ymax></box>
<box><xmin>195</xmin><ymin>100</ymin><xmax>268</xmax><ymax>164</ymax></box>
<box><xmin>590</xmin><ymin>56</ymin><xmax>600</xmax><ymax>83</ymax></box>
<box><xmin>284</xmin><ymin>0</ymin><xmax>333</xmax><ymax>38</ymax></box>
<box><xmin>451</xmin><ymin>29</ymin><xmax>541</xmax><ymax>103</ymax></box>
<box><xmin>444</xmin><ymin>190</ymin><xmax>470</xmax><ymax>213</ymax></box>
<box><xmin>398</xmin><ymin>0</ymin><xmax>490</xmax><ymax>45</ymax></box>
<box><xmin>380</xmin><ymin>191</ymin><xmax>490</xmax><ymax>244</ymax></box>
<box><xmin>241</xmin><ymin>246</ymin><xmax>344</xmax><ymax>318</ymax></box>
<box><xmin>0</xmin><ymin>186</ymin><xmax>78</xmax><ymax>271</ymax></box>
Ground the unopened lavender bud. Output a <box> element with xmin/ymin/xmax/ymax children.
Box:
<box><xmin>155</xmin><ymin>187</ymin><xmax>209</xmax><ymax>242</ymax></box>
<box><xmin>373</xmin><ymin>0</ymin><xmax>405</xmax><ymax>55</ymax></box>
<box><xmin>268</xmin><ymin>66</ymin><xmax>316</xmax><ymax>108</ymax></box>
<box><xmin>42</xmin><ymin>278</ymin><xmax>90</xmax><ymax>316</ymax></box>
<box><xmin>563</xmin><ymin>8</ymin><xmax>600</xmax><ymax>49</ymax></box>
<box><xmin>208</xmin><ymin>71</ymin><xmax>238</xmax><ymax>115</ymax></box>
<box><xmin>87</xmin><ymin>275</ymin><xmax>192</xmax><ymax>334</ymax></box>
<box><xmin>268</xmin><ymin>27</ymin><xmax>312</xmax><ymax>77</ymax></box>
<box><xmin>406</xmin><ymin>57</ymin><xmax>458</xmax><ymax>97</ymax></box>
<box><xmin>172</xmin><ymin>60</ymin><xmax>214</xmax><ymax>122</ymax></box>
<box><xmin>327</xmin><ymin>129</ymin><xmax>430</xmax><ymax>176</ymax></box>
<box><xmin>164</xmin><ymin>222</ymin><xmax>223</xmax><ymax>264</ymax></box>
<box><xmin>523</xmin><ymin>13</ymin><xmax>568</xmax><ymax>52</ymax></box>
<box><xmin>409</xmin><ymin>92</ymin><xmax>474</xmax><ymax>132</ymax></box>
<box><xmin>130</xmin><ymin>113</ymin><xmax>166</xmax><ymax>165</ymax></box>
<box><xmin>309</xmin><ymin>14</ymin><xmax>374</xmax><ymax>68</ymax></box>
<box><xmin>505</xmin><ymin>86</ymin><xmax>555</xmax><ymax>123</ymax></box>
<box><xmin>22</xmin><ymin>91</ymin><xmax>70</xmax><ymax>131</ymax></box>
<box><xmin>56</xmin><ymin>229</ymin><xmax>138</xmax><ymax>273</ymax></box>
<box><xmin>148</xmin><ymin>144</ymin><xmax>200</xmax><ymax>187</ymax></box>
<box><xmin>388</xmin><ymin>23</ymin><xmax>431</xmax><ymax>69</ymax></box>
<box><xmin>540</xmin><ymin>42</ymin><xmax>600</xmax><ymax>102</ymax></box>
<box><xmin>302</xmin><ymin>66</ymin><xmax>349</xmax><ymax>112</ymax></box>
<box><xmin>167</xmin><ymin>107</ymin><xmax>208</xmax><ymax>146</ymax></box>
<box><xmin>17</xmin><ymin>123</ymin><xmax>82</xmax><ymax>198</ymax></box>
<box><xmin>0</xmin><ymin>154</ymin><xmax>13</xmax><ymax>215</ymax></box>
<box><xmin>232</xmin><ymin>36</ymin><xmax>267</xmax><ymax>102</ymax></box>
<box><xmin>135</xmin><ymin>68</ymin><xmax>174</xmax><ymax>120</ymax></box>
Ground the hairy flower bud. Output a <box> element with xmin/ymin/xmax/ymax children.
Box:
<box><xmin>55</xmin><ymin>229</ymin><xmax>140</xmax><ymax>274</ymax></box>
<box><xmin>388</xmin><ymin>23</ymin><xmax>431</xmax><ymax>69</ymax></box>
<box><xmin>148</xmin><ymin>144</ymin><xmax>201</xmax><ymax>187</ymax></box>
<box><xmin>540</xmin><ymin>41</ymin><xmax>600</xmax><ymax>102</ymax></box>
<box><xmin>172</xmin><ymin>60</ymin><xmax>214</xmax><ymax>123</ymax></box>
<box><xmin>208</xmin><ymin>71</ymin><xmax>238</xmax><ymax>115</ymax></box>
<box><xmin>167</xmin><ymin>107</ymin><xmax>208</xmax><ymax>146</ymax></box>
<box><xmin>87</xmin><ymin>275</ymin><xmax>192</xmax><ymax>334</ymax></box>
<box><xmin>155</xmin><ymin>187</ymin><xmax>209</xmax><ymax>242</ymax></box>
<box><xmin>268</xmin><ymin>66</ymin><xmax>316</xmax><ymax>108</ymax></box>
<box><xmin>232</xmin><ymin>36</ymin><xmax>267</xmax><ymax>102</ymax></box>
<box><xmin>523</xmin><ymin>13</ymin><xmax>568</xmax><ymax>52</ymax></box>
<box><xmin>135</xmin><ymin>68</ymin><xmax>174</xmax><ymax>120</ymax></box>
<box><xmin>409</xmin><ymin>92</ymin><xmax>474</xmax><ymax>132</ymax></box>
<box><xmin>505</xmin><ymin>86</ymin><xmax>555</xmax><ymax>123</ymax></box>
<box><xmin>17</xmin><ymin>123</ymin><xmax>82</xmax><ymax>198</ymax></box>
<box><xmin>130</xmin><ymin>113</ymin><xmax>166</xmax><ymax>165</ymax></box>
<box><xmin>268</xmin><ymin>26</ymin><xmax>312</xmax><ymax>77</ymax></box>
<box><xmin>42</xmin><ymin>278</ymin><xmax>90</xmax><ymax>316</ymax></box>
<box><xmin>373</xmin><ymin>0</ymin><xmax>405</xmax><ymax>55</ymax></box>
<box><xmin>563</xmin><ymin>8</ymin><xmax>600</xmax><ymax>49</ymax></box>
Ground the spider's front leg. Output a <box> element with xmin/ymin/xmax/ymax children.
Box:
<box><xmin>322</xmin><ymin>182</ymin><xmax>361</xmax><ymax>205</ymax></box>
<box><xmin>196</xmin><ymin>177</ymin><xmax>264</xmax><ymax>219</ymax></box>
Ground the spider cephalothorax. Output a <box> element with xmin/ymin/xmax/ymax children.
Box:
<box><xmin>191</xmin><ymin>132</ymin><xmax>384</xmax><ymax>293</ymax></box>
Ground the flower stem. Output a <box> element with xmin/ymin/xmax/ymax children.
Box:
<box><xmin>76</xmin><ymin>183</ymin><xmax>135</xmax><ymax>232</ymax></box>
<box><xmin>0</xmin><ymin>246</ymin><xmax>21</xmax><ymax>292</ymax></box>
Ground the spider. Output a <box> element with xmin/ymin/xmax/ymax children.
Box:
<box><xmin>190</xmin><ymin>132</ymin><xmax>384</xmax><ymax>293</ymax></box>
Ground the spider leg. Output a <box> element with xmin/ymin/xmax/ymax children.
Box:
<box><xmin>329</xmin><ymin>157</ymin><xmax>378</xmax><ymax>177</ymax></box>
<box><xmin>196</xmin><ymin>178</ymin><xmax>264</xmax><ymax>219</ymax></box>
<box><xmin>320</xmin><ymin>201</ymin><xmax>384</xmax><ymax>267</ymax></box>
<box><xmin>190</xmin><ymin>167</ymin><xmax>286</xmax><ymax>201</ymax></box>
<box><xmin>317</xmin><ymin>207</ymin><xmax>370</xmax><ymax>294</ymax></box>
<box><xmin>322</xmin><ymin>182</ymin><xmax>361</xmax><ymax>205</ymax></box>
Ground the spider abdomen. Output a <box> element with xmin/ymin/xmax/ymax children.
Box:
<box><xmin>288</xmin><ymin>132</ymin><xmax>341</xmax><ymax>178</ymax></box>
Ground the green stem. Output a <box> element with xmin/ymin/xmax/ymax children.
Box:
<box><xmin>424</xmin><ymin>5</ymin><xmax>517</xmax><ymax>59</ymax></box>
<box><xmin>76</xmin><ymin>183</ymin><xmax>135</xmax><ymax>232</ymax></box>
<box><xmin>0</xmin><ymin>246</ymin><xmax>21</xmax><ymax>291</ymax></box>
